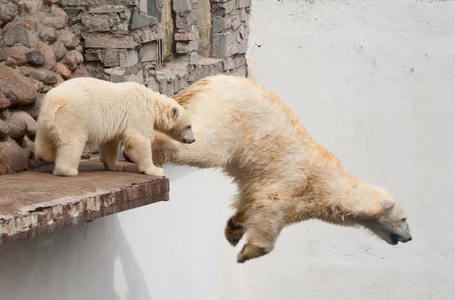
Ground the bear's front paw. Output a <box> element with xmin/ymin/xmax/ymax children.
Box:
<box><xmin>53</xmin><ymin>167</ymin><xmax>78</xmax><ymax>177</ymax></box>
<box><xmin>143</xmin><ymin>165</ymin><xmax>165</xmax><ymax>176</ymax></box>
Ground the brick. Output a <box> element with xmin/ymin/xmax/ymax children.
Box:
<box><xmin>139</xmin><ymin>42</ymin><xmax>157</xmax><ymax>62</ymax></box>
<box><xmin>173</xmin><ymin>0</ymin><xmax>193</xmax><ymax>12</ymax></box>
<box><xmin>85</xmin><ymin>34</ymin><xmax>136</xmax><ymax>49</ymax></box>
<box><xmin>61</xmin><ymin>0</ymin><xmax>135</xmax><ymax>5</ymax></box>
<box><xmin>176</xmin><ymin>40</ymin><xmax>198</xmax><ymax>54</ymax></box>
<box><xmin>140</xmin><ymin>26</ymin><xmax>164</xmax><ymax>43</ymax></box>
<box><xmin>174</xmin><ymin>31</ymin><xmax>198</xmax><ymax>41</ymax></box>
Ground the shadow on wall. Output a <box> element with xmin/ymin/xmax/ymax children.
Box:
<box><xmin>0</xmin><ymin>216</ymin><xmax>149</xmax><ymax>299</ymax></box>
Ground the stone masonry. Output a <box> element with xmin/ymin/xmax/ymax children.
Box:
<box><xmin>0</xmin><ymin>0</ymin><xmax>250</xmax><ymax>175</ymax></box>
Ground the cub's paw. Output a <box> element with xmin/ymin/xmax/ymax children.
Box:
<box><xmin>53</xmin><ymin>166</ymin><xmax>78</xmax><ymax>177</ymax></box>
<box><xmin>104</xmin><ymin>162</ymin><xmax>128</xmax><ymax>172</ymax></box>
<box><xmin>143</xmin><ymin>165</ymin><xmax>165</xmax><ymax>176</ymax></box>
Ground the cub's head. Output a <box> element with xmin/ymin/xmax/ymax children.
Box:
<box><xmin>359</xmin><ymin>188</ymin><xmax>412</xmax><ymax>245</ymax></box>
<box><xmin>167</xmin><ymin>105</ymin><xmax>195</xmax><ymax>144</ymax></box>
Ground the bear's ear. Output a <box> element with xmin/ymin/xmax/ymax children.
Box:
<box><xmin>381</xmin><ymin>199</ymin><xmax>396</xmax><ymax>210</ymax></box>
<box><xmin>170</xmin><ymin>107</ymin><xmax>180</xmax><ymax>118</ymax></box>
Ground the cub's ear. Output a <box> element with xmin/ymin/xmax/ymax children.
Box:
<box><xmin>170</xmin><ymin>107</ymin><xmax>180</xmax><ymax>118</ymax></box>
<box><xmin>381</xmin><ymin>199</ymin><xmax>396</xmax><ymax>210</ymax></box>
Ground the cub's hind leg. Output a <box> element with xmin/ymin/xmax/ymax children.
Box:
<box><xmin>34</xmin><ymin>130</ymin><xmax>57</xmax><ymax>164</ymax></box>
<box><xmin>53</xmin><ymin>137</ymin><xmax>86</xmax><ymax>176</ymax></box>
<box><xmin>99</xmin><ymin>139</ymin><xmax>127</xmax><ymax>171</ymax></box>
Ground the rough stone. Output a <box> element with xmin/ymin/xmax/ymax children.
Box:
<box><xmin>0</xmin><ymin>66</ymin><xmax>37</xmax><ymax>108</ymax></box>
<box><xmin>0</xmin><ymin>50</ymin><xmax>7</xmax><ymax>62</ymax></box>
<box><xmin>139</xmin><ymin>42</ymin><xmax>157</xmax><ymax>62</ymax></box>
<box><xmin>104</xmin><ymin>49</ymin><xmax>121</xmax><ymax>67</ymax></box>
<box><xmin>176</xmin><ymin>40</ymin><xmax>198</xmax><ymax>54</ymax></box>
<box><xmin>0</xmin><ymin>139</ymin><xmax>29</xmax><ymax>172</ymax></box>
<box><xmin>4</xmin><ymin>19</ymin><xmax>38</xmax><ymax>32</ymax></box>
<box><xmin>24</xmin><ymin>94</ymin><xmax>44</xmax><ymax>120</ymax></box>
<box><xmin>174</xmin><ymin>31</ymin><xmax>198</xmax><ymax>41</ymax></box>
<box><xmin>62</xmin><ymin>51</ymin><xmax>78</xmax><ymax>70</ymax></box>
<box><xmin>59</xmin><ymin>30</ymin><xmax>80</xmax><ymax>48</ymax></box>
<box><xmin>130</xmin><ymin>10</ymin><xmax>158</xmax><ymax>30</ymax></box>
<box><xmin>85</xmin><ymin>34</ymin><xmax>136</xmax><ymax>49</ymax></box>
<box><xmin>53</xmin><ymin>41</ymin><xmax>67</xmax><ymax>61</ymax></box>
<box><xmin>11</xmin><ymin>111</ymin><xmax>37</xmax><ymax>138</ymax></box>
<box><xmin>16</xmin><ymin>0</ymin><xmax>42</xmax><ymax>13</ymax></box>
<box><xmin>0</xmin><ymin>119</ymin><xmax>9</xmax><ymax>138</ymax></box>
<box><xmin>0</xmin><ymin>3</ymin><xmax>18</xmax><ymax>26</ymax></box>
<box><xmin>6</xmin><ymin>117</ymin><xmax>27</xmax><ymax>140</ymax></box>
<box><xmin>51</xmin><ymin>5</ymin><xmax>69</xmax><ymax>22</ymax></box>
<box><xmin>56</xmin><ymin>64</ymin><xmax>71</xmax><ymax>79</ymax></box>
<box><xmin>21</xmin><ymin>135</ymin><xmax>35</xmax><ymax>158</ymax></box>
<box><xmin>81</xmin><ymin>13</ymin><xmax>112</xmax><ymax>32</ymax></box>
<box><xmin>37</xmin><ymin>42</ymin><xmax>57</xmax><ymax>70</ymax></box>
<box><xmin>88</xmin><ymin>6</ymin><xmax>126</xmax><ymax>14</ymax></box>
<box><xmin>211</xmin><ymin>0</ymin><xmax>235</xmax><ymax>17</ymax></box>
<box><xmin>84</xmin><ymin>49</ymin><xmax>104</xmax><ymax>62</ymax></box>
<box><xmin>173</xmin><ymin>0</ymin><xmax>193</xmax><ymax>12</ymax></box>
<box><xmin>39</xmin><ymin>27</ymin><xmax>58</xmax><ymax>44</ymax></box>
<box><xmin>0</xmin><ymin>152</ymin><xmax>8</xmax><ymax>175</ymax></box>
<box><xmin>72</xmin><ymin>68</ymin><xmax>89</xmax><ymax>78</ymax></box>
<box><xmin>140</xmin><ymin>26</ymin><xmax>164</xmax><ymax>43</ymax></box>
<box><xmin>29</xmin><ymin>68</ymin><xmax>59</xmax><ymax>85</ymax></box>
<box><xmin>42</xmin><ymin>16</ymin><xmax>67</xmax><ymax>29</ymax></box>
<box><xmin>0</xmin><ymin>90</ymin><xmax>11</xmax><ymax>111</ymax></box>
<box><xmin>9</xmin><ymin>54</ymin><xmax>27</xmax><ymax>66</ymax></box>
<box><xmin>123</xmin><ymin>50</ymin><xmax>138</xmax><ymax>68</ymax></box>
<box><xmin>3</xmin><ymin>26</ymin><xmax>31</xmax><ymax>47</ymax></box>
<box><xmin>175</xmin><ymin>10</ymin><xmax>197</xmax><ymax>29</ymax></box>
<box><xmin>25</xmin><ymin>50</ymin><xmax>45</xmax><ymax>66</ymax></box>
<box><xmin>61</xmin><ymin>0</ymin><xmax>135</xmax><ymax>5</ymax></box>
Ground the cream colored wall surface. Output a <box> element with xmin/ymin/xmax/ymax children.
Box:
<box><xmin>245</xmin><ymin>0</ymin><xmax>455</xmax><ymax>299</ymax></box>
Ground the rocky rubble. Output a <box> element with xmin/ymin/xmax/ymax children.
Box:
<box><xmin>0</xmin><ymin>0</ymin><xmax>88</xmax><ymax>175</ymax></box>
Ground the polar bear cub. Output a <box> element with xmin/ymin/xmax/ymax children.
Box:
<box><xmin>35</xmin><ymin>77</ymin><xmax>194</xmax><ymax>176</ymax></box>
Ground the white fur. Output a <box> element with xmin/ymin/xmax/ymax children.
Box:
<box><xmin>35</xmin><ymin>77</ymin><xmax>194</xmax><ymax>176</ymax></box>
<box><xmin>152</xmin><ymin>75</ymin><xmax>412</xmax><ymax>263</ymax></box>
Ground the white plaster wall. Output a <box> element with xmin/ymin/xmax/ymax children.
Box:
<box><xmin>244</xmin><ymin>0</ymin><xmax>455</xmax><ymax>299</ymax></box>
<box><xmin>0</xmin><ymin>166</ymin><xmax>244</xmax><ymax>299</ymax></box>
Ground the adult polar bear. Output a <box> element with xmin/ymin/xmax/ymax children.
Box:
<box><xmin>151</xmin><ymin>75</ymin><xmax>412</xmax><ymax>263</ymax></box>
<box><xmin>35</xmin><ymin>77</ymin><xmax>194</xmax><ymax>176</ymax></box>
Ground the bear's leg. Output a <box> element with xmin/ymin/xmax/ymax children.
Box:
<box><xmin>236</xmin><ymin>204</ymin><xmax>284</xmax><ymax>263</ymax></box>
<box><xmin>225</xmin><ymin>211</ymin><xmax>246</xmax><ymax>246</ymax></box>
<box><xmin>53</xmin><ymin>139</ymin><xmax>85</xmax><ymax>176</ymax></box>
<box><xmin>99</xmin><ymin>140</ymin><xmax>127</xmax><ymax>171</ymax></box>
<box><xmin>34</xmin><ymin>131</ymin><xmax>57</xmax><ymax>163</ymax></box>
<box><xmin>124</xmin><ymin>133</ymin><xmax>164</xmax><ymax>176</ymax></box>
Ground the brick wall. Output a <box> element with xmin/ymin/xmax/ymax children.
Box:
<box><xmin>0</xmin><ymin>0</ymin><xmax>250</xmax><ymax>175</ymax></box>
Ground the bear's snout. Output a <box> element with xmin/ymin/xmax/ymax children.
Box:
<box><xmin>390</xmin><ymin>233</ymin><xmax>412</xmax><ymax>245</ymax></box>
<box><xmin>183</xmin><ymin>138</ymin><xmax>195</xmax><ymax>144</ymax></box>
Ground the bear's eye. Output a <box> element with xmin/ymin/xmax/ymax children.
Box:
<box><xmin>187</xmin><ymin>125</ymin><xmax>192</xmax><ymax>129</ymax></box>
<box><xmin>401</xmin><ymin>218</ymin><xmax>406</xmax><ymax>222</ymax></box>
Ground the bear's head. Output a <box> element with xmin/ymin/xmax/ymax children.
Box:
<box><xmin>358</xmin><ymin>187</ymin><xmax>412</xmax><ymax>245</ymax></box>
<box><xmin>167</xmin><ymin>106</ymin><xmax>195</xmax><ymax>144</ymax></box>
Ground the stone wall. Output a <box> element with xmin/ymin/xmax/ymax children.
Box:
<box><xmin>0</xmin><ymin>0</ymin><xmax>250</xmax><ymax>175</ymax></box>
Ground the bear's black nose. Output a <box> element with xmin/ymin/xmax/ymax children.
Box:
<box><xmin>183</xmin><ymin>138</ymin><xmax>195</xmax><ymax>144</ymax></box>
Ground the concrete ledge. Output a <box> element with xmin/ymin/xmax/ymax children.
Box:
<box><xmin>0</xmin><ymin>159</ymin><xmax>169</xmax><ymax>247</ymax></box>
